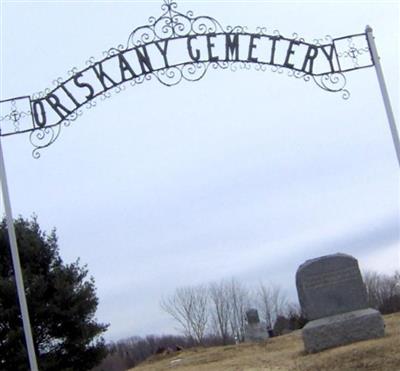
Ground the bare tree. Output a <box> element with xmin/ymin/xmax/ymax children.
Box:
<box><xmin>208</xmin><ymin>280</ymin><xmax>232</xmax><ymax>344</ymax></box>
<box><xmin>160</xmin><ymin>285</ymin><xmax>209</xmax><ymax>344</ymax></box>
<box><xmin>227</xmin><ymin>278</ymin><xmax>249</xmax><ymax>342</ymax></box>
<box><xmin>363</xmin><ymin>270</ymin><xmax>400</xmax><ymax>314</ymax></box>
<box><xmin>257</xmin><ymin>282</ymin><xmax>287</xmax><ymax>329</ymax></box>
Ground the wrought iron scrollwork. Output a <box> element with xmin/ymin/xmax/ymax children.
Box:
<box><xmin>128</xmin><ymin>0</ymin><xmax>225</xmax><ymax>47</ymax></box>
<box><xmin>30</xmin><ymin>126</ymin><xmax>61</xmax><ymax>159</ymax></box>
<box><xmin>0</xmin><ymin>100</ymin><xmax>31</xmax><ymax>133</ymax></box>
<box><xmin>124</xmin><ymin>0</ymin><xmax>354</xmax><ymax>94</ymax></box>
<box><xmin>0</xmin><ymin>0</ymin><xmax>373</xmax><ymax>157</ymax></box>
<box><xmin>312</xmin><ymin>73</ymin><xmax>350</xmax><ymax>100</ymax></box>
<box><xmin>155</xmin><ymin>62</ymin><xmax>210</xmax><ymax>86</ymax></box>
<box><xmin>337</xmin><ymin>37</ymin><xmax>370</xmax><ymax>69</ymax></box>
<box><xmin>29</xmin><ymin>109</ymin><xmax>83</xmax><ymax>158</ymax></box>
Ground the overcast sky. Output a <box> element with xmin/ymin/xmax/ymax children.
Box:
<box><xmin>0</xmin><ymin>0</ymin><xmax>399</xmax><ymax>341</ymax></box>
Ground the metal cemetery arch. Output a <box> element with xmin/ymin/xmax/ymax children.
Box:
<box><xmin>1</xmin><ymin>0</ymin><xmax>385</xmax><ymax>158</ymax></box>
<box><xmin>0</xmin><ymin>1</ymin><xmax>399</xmax><ymax>370</ymax></box>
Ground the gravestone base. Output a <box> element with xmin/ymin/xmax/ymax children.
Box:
<box><xmin>244</xmin><ymin>323</ymin><xmax>269</xmax><ymax>342</ymax></box>
<box><xmin>302</xmin><ymin>308</ymin><xmax>385</xmax><ymax>353</ymax></box>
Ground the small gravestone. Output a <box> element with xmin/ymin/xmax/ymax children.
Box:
<box><xmin>246</xmin><ymin>309</ymin><xmax>260</xmax><ymax>324</ymax></box>
<box><xmin>244</xmin><ymin>309</ymin><xmax>269</xmax><ymax>342</ymax></box>
<box><xmin>296</xmin><ymin>253</ymin><xmax>384</xmax><ymax>353</ymax></box>
<box><xmin>273</xmin><ymin>315</ymin><xmax>292</xmax><ymax>335</ymax></box>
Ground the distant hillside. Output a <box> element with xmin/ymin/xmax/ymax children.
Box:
<box><xmin>132</xmin><ymin>312</ymin><xmax>400</xmax><ymax>371</ymax></box>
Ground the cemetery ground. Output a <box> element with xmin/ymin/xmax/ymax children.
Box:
<box><xmin>132</xmin><ymin>312</ymin><xmax>399</xmax><ymax>370</ymax></box>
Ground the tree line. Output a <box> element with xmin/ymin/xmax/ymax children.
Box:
<box><xmin>160</xmin><ymin>278</ymin><xmax>298</xmax><ymax>345</ymax></box>
<box><xmin>159</xmin><ymin>271</ymin><xmax>400</xmax><ymax>346</ymax></box>
<box><xmin>91</xmin><ymin>279</ymin><xmax>295</xmax><ymax>371</ymax></box>
<box><xmin>364</xmin><ymin>270</ymin><xmax>400</xmax><ymax>314</ymax></box>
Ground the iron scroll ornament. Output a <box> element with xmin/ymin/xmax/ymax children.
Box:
<box><xmin>0</xmin><ymin>0</ymin><xmax>374</xmax><ymax>158</ymax></box>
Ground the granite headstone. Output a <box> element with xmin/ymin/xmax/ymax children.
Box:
<box><xmin>246</xmin><ymin>309</ymin><xmax>260</xmax><ymax>324</ymax></box>
<box><xmin>296</xmin><ymin>253</ymin><xmax>368</xmax><ymax>320</ymax></box>
<box><xmin>296</xmin><ymin>253</ymin><xmax>385</xmax><ymax>353</ymax></box>
<box><xmin>244</xmin><ymin>309</ymin><xmax>269</xmax><ymax>342</ymax></box>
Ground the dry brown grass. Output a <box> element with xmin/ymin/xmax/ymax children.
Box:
<box><xmin>132</xmin><ymin>312</ymin><xmax>400</xmax><ymax>371</ymax></box>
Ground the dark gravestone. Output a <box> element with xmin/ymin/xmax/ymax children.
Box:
<box><xmin>273</xmin><ymin>315</ymin><xmax>292</xmax><ymax>335</ymax></box>
<box><xmin>296</xmin><ymin>253</ymin><xmax>384</xmax><ymax>353</ymax></box>
<box><xmin>296</xmin><ymin>253</ymin><xmax>368</xmax><ymax>320</ymax></box>
<box><xmin>246</xmin><ymin>309</ymin><xmax>260</xmax><ymax>324</ymax></box>
<box><xmin>244</xmin><ymin>309</ymin><xmax>268</xmax><ymax>342</ymax></box>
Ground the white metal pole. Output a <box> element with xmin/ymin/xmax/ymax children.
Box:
<box><xmin>365</xmin><ymin>25</ymin><xmax>400</xmax><ymax>168</ymax></box>
<box><xmin>0</xmin><ymin>136</ymin><xmax>39</xmax><ymax>371</ymax></box>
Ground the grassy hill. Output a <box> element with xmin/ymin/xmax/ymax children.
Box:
<box><xmin>132</xmin><ymin>312</ymin><xmax>399</xmax><ymax>370</ymax></box>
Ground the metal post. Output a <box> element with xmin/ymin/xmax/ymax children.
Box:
<box><xmin>0</xmin><ymin>136</ymin><xmax>39</xmax><ymax>371</ymax></box>
<box><xmin>365</xmin><ymin>25</ymin><xmax>400</xmax><ymax>168</ymax></box>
